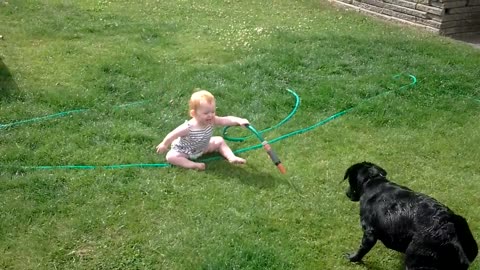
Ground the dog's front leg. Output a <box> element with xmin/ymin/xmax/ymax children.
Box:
<box><xmin>347</xmin><ymin>229</ymin><xmax>377</xmax><ymax>262</ymax></box>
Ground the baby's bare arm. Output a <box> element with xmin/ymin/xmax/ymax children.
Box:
<box><xmin>214</xmin><ymin>116</ymin><xmax>249</xmax><ymax>126</ymax></box>
<box><xmin>156</xmin><ymin>123</ymin><xmax>189</xmax><ymax>153</ymax></box>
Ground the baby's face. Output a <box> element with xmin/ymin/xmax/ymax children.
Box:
<box><xmin>194</xmin><ymin>100</ymin><xmax>216</xmax><ymax>125</ymax></box>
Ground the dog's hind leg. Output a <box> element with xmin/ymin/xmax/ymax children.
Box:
<box><xmin>452</xmin><ymin>214</ymin><xmax>478</xmax><ymax>263</ymax></box>
<box><xmin>404</xmin><ymin>239</ymin><xmax>467</xmax><ymax>270</ymax></box>
<box><xmin>404</xmin><ymin>239</ymin><xmax>438</xmax><ymax>270</ymax></box>
<box><xmin>347</xmin><ymin>229</ymin><xmax>377</xmax><ymax>262</ymax></box>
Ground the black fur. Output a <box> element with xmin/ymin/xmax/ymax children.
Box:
<box><xmin>343</xmin><ymin>161</ymin><xmax>478</xmax><ymax>270</ymax></box>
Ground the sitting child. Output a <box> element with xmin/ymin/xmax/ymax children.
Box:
<box><xmin>156</xmin><ymin>89</ymin><xmax>249</xmax><ymax>170</ymax></box>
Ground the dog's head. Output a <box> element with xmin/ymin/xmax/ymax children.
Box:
<box><xmin>343</xmin><ymin>161</ymin><xmax>387</xmax><ymax>201</ymax></box>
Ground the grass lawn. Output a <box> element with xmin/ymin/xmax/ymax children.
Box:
<box><xmin>1</xmin><ymin>0</ymin><xmax>479</xmax><ymax>269</ymax></box>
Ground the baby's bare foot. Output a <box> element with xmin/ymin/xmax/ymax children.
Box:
<box><xmin>194</xmin><ymin>163</ymin><xmax>206</xmax><ymax>170</ymax></box>
<box><xmin>228</xmin><ymin>156</ymin><xmax>246</xmax><ymax>164</ymax></box>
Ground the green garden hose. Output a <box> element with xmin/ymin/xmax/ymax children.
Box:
<box><xmin>1</xmin><ymin>74</ymin><xmax>418</xmax><ymax>170</ymax></box>
<box><xmin>0</xmin><ymin>100</ymin><xmax>149</xmax><ymax>129</ymax></box>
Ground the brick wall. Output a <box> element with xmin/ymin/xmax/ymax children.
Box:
<box><xmin>330</xmin><ymin>0</ymin><xmax>480</xmax><ymax>38</ymax></box>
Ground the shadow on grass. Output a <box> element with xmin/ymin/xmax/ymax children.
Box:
<box><xmin>0</xmin><ymin>57</ymin><xmax>20</xmax><ymax>102</ymax></box>
<box><xmin>207</xmin><ymin>160</ymin><xmax>293</xmax><ymax>190</ymax></box>
<box><xmin>200</xmin><ymin>243</ymin><xmax>294</xmax><ymax>270</ymax></box>
<box><xmin>348</xmin><ymin>253</ymin><xmax>405</xmax><ymax>270</ymax></box>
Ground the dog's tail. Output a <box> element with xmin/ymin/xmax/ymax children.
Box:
<box><xmin>452</xmin><ymin>214</ymin><xmax>478</xmax><ymax>264</ymax></box>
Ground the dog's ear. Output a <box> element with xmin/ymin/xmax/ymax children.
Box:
<box><xmin>367</xmin><ymin>165</ymin><xmax>387</xmax><ymax>179</ymax></box>
<box><xmin>356</xmin><ymin>167</ymin><xmax>370</xmax><ymax>185</ymax></box>
<box><xmin>354</xmin><ymin>163</ymin><xmax>387</xmax><ymax>186</ymax></box>
<box><xmin>343</xmin><ymin>168</ymin><xmax>350</xmax><ymax>180</ymax></box>
<box><xmin>340</xmin><ymin>169</ymin><xmax>349</xmax><ymax>184</ymax></box>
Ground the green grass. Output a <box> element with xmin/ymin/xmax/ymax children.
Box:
<box><xmin>1</xmin><ymin>0</ymin><xmax>479</xmax><ymax>269</ymax></box>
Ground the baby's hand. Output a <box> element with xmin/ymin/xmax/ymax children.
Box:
<box><xmin>238</xmin><ymin>118</ymin><xmax>250</xmax><ymax>127</ymax></box>
<box><xmin>156</xmin><ymin>143</ymin><xmax>168</xmax><ymax>154</ymax></box>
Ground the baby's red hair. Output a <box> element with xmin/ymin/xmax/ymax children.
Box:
<box><xmin>189</xmin><ymin>89</ymin><xmax>215</xmax><ymax>112</ymax></box>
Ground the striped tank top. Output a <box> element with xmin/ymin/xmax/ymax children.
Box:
<box><xmin>172</xmin><ymin>122</ymin><xmax>214</xmax><ymax>156</ymax></box>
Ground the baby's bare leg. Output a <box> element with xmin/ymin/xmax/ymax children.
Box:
<box><xmin>206</xmin><ymin>136</ymin><xmax>246</xmax><ymax>164</ymax></box>
<box><xmin>166</xmin><ymin>150</ymin><xmax>205</xmax><ymax>170</ymax></box>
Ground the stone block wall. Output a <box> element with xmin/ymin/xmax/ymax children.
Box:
<box><xmin>330</xmin><ymin>0</ymin><xmax>480</xmax><ymax>38</ymax></box>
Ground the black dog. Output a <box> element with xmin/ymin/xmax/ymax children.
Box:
<box><xmin>343</xmin><ymin>161</ymin><xmax>478</xmax><ymax>270</ymax></box>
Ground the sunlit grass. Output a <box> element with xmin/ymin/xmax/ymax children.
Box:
<box><xmin>1</xmin><ymin>0</ymin><xmax>479</xmax><ymax>269</ymax></box>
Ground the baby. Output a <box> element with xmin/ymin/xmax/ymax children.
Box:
<box><xmin>156</xmin><ymin>89</ymin><xmax>249</xmax><ymax>170</ymax></box>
